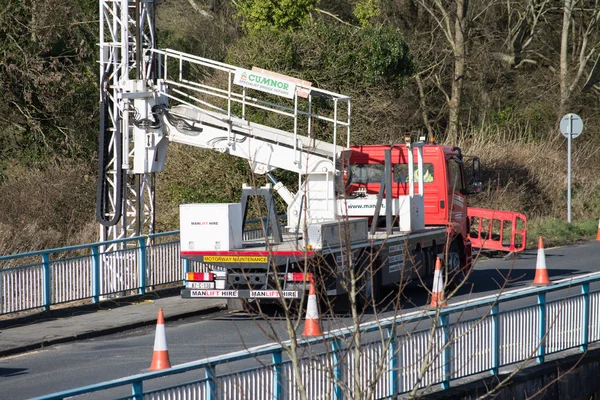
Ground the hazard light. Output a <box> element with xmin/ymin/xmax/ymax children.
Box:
<box><xmin>187</xmin><ymin>272</ymin><xmax>214</xmax><ymax>281</ymax></box>
<box><xmin>286</xmin><ymin>272</ymin><xmax>313</xmax><ymax>282</ymax></box>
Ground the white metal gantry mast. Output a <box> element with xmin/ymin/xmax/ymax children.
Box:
<box><xmin>97</xmin><ymin>0</ymin><xmax>157</xmax><ymax>243</ymax></box>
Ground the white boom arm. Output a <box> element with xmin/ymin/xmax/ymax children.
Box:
<box><xmin>123</xmin><ymin>49</ymin><xmax>352</xmax><ymax>231</ymax></box>
<box><xmin>164</xmin><ymin>104</ymin><xmax>348</xmax><ymax>176</ymax></box>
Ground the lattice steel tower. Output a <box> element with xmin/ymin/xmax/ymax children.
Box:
<box><xmin>97</xmin><ymin>0</ymin><xmax>157</xmax><ymax>242</ymax></box>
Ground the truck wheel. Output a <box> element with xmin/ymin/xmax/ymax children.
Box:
<box><xmin>447</xmin><ymin>241</ymin><xmax>464</xmax><ymax>286</ymax></box>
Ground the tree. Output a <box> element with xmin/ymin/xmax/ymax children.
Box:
<box><xmin>225</xmin><ymin>20</ymin><xmax>415</xmax><ymax>144</ymax></box>
<box><xmin>235</xmin><ymin>0</ymin><xmax>317</xmax><ymax>33</ymax></box>
<box><xmin>354</xmin><ymin>0</ymin><xmax>382</xmax><ymax>27</ymax></box>
<box><xmin>489</xmin><ymin>0</ymin><xmax>552</xmax><ymax>69</ymax></box>
<box><xmin>0</xmin><ymin>0</ymin><xmax>98</xmax><ymax>169</ymax></box>
<box><xmin>416</xmin><ymin>0</ymin><xmax>469</xmax><ymax>143</ymax></box>
<box><xmin>559</xmin><ymin>0</ymin><xmax>600</xmax><ymax>115</ymax></box>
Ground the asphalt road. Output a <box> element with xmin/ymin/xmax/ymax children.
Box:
<box><xmin>1</xmin><ymin>240</ymin><xmax>599</xmax><ymax>399</ymax></box>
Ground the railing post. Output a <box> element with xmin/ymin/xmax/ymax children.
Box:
<box><xmin>581</xmin><ymin>282</ymin><xmax>590</xmax><ymax>352</ymax></box>
<box><xmin>131</xmin><ymin>380</ymin><xmax>143</xmax><ymax>400</ymax></box>
<box><xmin>272</xmin><ymin>350</ymin><xmax>283</xmax><ymax>400</ymax></box>
<box><xmin>440</xmin><ymin>314</ymin><xmax>451</xmax><ymax>389</ymax></box>
<box><xmin>206</xmin><ymin>364</ymin><xmax>217</xmax><ymax>400</ymax></box>
<box><xmin>491</xmin><ymin>305</ymin><xmax>500</xmax><ymax>375</ymax></box>
<box><xmin>537</xmin><ymin>292</ymin><xmax>546</xmax><ymax>364</ymax></box>
<box><xmin>387</xmin><ymin>327</ymin><xmax>398</xmax><ymax>396</ymax></box>
<box><xmin>138</xmin><ymin>238</ymin><xmax>146</xmax><ymax>295</ymax></box>
<box><xmin>183</xmin><ymin>258</ymin><xmax>190</xmax><ymax>277</ymax></box>
<box><xmin>331</xmin><ymin>339</ymin><xmax>343</xmax><ymax>400</ymax></box>
<box><xmin>42</xmin><ymin>253</ymin><xmax>51</xmax><ymax>311</ymax></box>
<box><xmin>0</xmin><ymin>268</ymin><xmax>3</xmax><ymax>313</ymax></box>
<box><xmin>92</xmin><ymin>246</ymin><xmax>101</xmax><ymax>304</ymax></box>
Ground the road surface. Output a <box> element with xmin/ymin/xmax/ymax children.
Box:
<box><xmin>1</xmin><ymin>241</ymin><xmax>598</xmax><ymax>399</ymax></box>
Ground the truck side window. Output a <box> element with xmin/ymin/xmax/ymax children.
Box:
<box><xmin>448</xmin><ymin>159</ymin><xmax>464</xmax><ymax>192</ymax></box>
<box><xmin>350</xmin><ymin>164</ymin><xmax>384</xmax><ymax>184</ymax></box>
<box><xmin>393</xmin><ymin>163</ymin><xmax>434</xmax><ymax>183</ymax></box>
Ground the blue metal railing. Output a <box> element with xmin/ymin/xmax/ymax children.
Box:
<box><xmin>33</xmin><ymin>271</ymin><xmax>600</xmax><ymax>399</ymax></box>
<box><xmin>0</xmin><ymin>216</ymin><xmax>285</xmax><ymax>316</ymax></box>
<box><xmin>0</xmin><ymin>232</ymin><xmax>184</xmax><ymax>314</ymax></box>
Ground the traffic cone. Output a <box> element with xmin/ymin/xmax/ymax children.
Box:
<box><xmin>596</xmin><ymin>219</ymin><xmax>600</xmax><ymax>241</ymax></box>
<box><xmin>150</xmin><ymin>308</ymin><xmax>172</xmax><ymax>370</ymax></box>
<box><xmin>533</xmin><ymin>236</ymin><xmax>551</xmax><ymax>285</ymax></box>
<box><xmin>302</xmin><ymin>281</ymin><xmax>323</xmax><ymax>337</ymax></box>
<box><xmin>430</xmin><ymin>258</ymin><xmax>446</xmax><ymax>307</ymax></box>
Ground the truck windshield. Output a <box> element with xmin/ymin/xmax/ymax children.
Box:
<box><xmin>393</xmin><ymin>163</ymin><xmax>434</xmax><ymax>183</ymax></box>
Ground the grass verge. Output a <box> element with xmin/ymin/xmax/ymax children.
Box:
<box><xmin>525</xmin><ymin>218</ymin><xmax>598</xmax><ymax>249</ymax></box>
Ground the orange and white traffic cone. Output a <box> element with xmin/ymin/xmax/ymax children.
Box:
<box><xmin>150</xmin><ymin>308</ymin><xmax>172</xmax><ymax>370</ymax></box>
<box><xmin>302</xmin><ymin>281</ymin><xmax>323</xmax><ymax>337</ymax></box>
<box><xmin>533</xmin><ymin>236</ymin><xmax>551</xmax><ymax>285</ymax></box>
<box><xmin>596</xmin><ymin>219</ymin><xmax>600</xmax><ymax>241</ymax></box>
<box><xmin>430</xmin><ymin>257</ymin><xmax>447</xmax><ymax>307</ymax></box>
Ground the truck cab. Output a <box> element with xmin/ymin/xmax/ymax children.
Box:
<box><xmin>347</xmin><ymin>144</ymin><xmax>470</xmax><ymax>233</ymax></box>
<box><xmin>345</xmin><ymin>143</ymin><xmax>473</xmax><ymax>271</ymax></box>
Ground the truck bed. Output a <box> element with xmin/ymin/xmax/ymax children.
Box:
<box><xmin>180</xmin><ymin>225</ymin><xmax>449</xmax><ymax>300</ymax></box>
<box><xmin>180</xmin><ymin>225</ymin><xmax>448</xmax><ymax>262</ymax></box>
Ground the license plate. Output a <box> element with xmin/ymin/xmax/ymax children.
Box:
<box><xmin>186</xmin><ymin>281</ymin><xmax>215</xmax><ymax>289</ymax></box>
<box><xmin>285</xmin><ymin>282</ymin><xmax>310</xmax><ymax>291</ymax></box>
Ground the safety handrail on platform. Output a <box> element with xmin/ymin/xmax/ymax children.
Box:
<box><xmin>151</xmin><ymin>48</ymin><xmax>352</xmax><ymax>165</ymax></box>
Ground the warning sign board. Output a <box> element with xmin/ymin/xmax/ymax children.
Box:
<box><xmin>203</xmin><ymin>256</ymin><xmax>268</xmax><ymax>263</ymax></box>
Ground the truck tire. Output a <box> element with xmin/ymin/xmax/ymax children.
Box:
<box><xmin>447</xmin><ymin>240</ymin><xmax>464</xmax><ymax>287</ymax></box>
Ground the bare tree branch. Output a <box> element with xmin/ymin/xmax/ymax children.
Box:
<box><xmin>582</xmin><ymin>54</ymin><xmax>600</xmax><ymax>91</ymax></box>
<box><xmin>186</xmin><ymin>0</ymin><xmax>213</xmax><ymax>19</ymax></box>
<box><xmin>315</xmin><ymin>8</ymin><xmax>357</xmax><ymax>27</ymax></box>
<box><xmin>415</xmin><ymin>74</ymin><xmax>435</xmax><ymax>140</ymax></box>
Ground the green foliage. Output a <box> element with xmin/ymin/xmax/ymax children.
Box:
<box><xmin>486</xmin><ymin>101</ymin><xmax>556</xmax><ymax>141</ymax></box>
<box><xmin>235</xmin><ymin>0</ymin><xmax>317</xmax><ymax>33</ymax></box>
<box><xmin>155</xmin><ymin>1</ymin><xmax>238</xmax><ymax>61</ymax></box>
<box><xmin>227</xmin><ymin>21</ymin><xmax>414</xmax><ymax>92</ymax></box>
<box><xmin>3</xmin><ymin>0</ymin><xmax>600</xmax><ymax>254</ymax></box>
<box><xmin>520</xmin><ymin>101</ymin><xmax>556</xmax><ymax>137</ymax></box>
<box><xmin>527</xmin><ymin>218</ymin><xmax>597</xmax><ymax>248</ymax></box>
<box><xmin>353</xmin><ymin>0</ymin><xmax>381</xmax><ymax>27</ymax></box>
<box><xmin>156</xmin><ymin>146</ymin><xmax>256</xmax><ymax>230</ymax></box>
<box><xmin>224</xmin><ymin>20</ymin><xmax>414</xmax><ymax>145</ymax></box>
<box><xmin>0</xmin><ymin>0</ymin><xmax>98</xmax><ymax>170</ymax></box>
<box><xmin>490</xmin><ymin>105</ymin><xmax>514</xmax><ymax>125</ymax></box>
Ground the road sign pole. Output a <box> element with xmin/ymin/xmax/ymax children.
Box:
<box><xmin>560</xmin><ymin>113</ymin><xmax>583</xmax><ymax>224</ymax></box>
<box><xmin>567</xmin><ymin>114</ymin><xmax>572</xmax><ymax>224</ymax></box>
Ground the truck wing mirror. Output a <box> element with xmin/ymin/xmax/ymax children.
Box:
<box><xmin>472</xmin><ymin>157</ymin><xmax>481</xmax><ymax>181</ymax></box>
<box><xmin>461</xmin><ymin>155</ymin><xmax>482</xmax><ymax>194</ymax></box>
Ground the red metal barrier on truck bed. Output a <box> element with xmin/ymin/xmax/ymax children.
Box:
<box><xmin>468</xmin><ymin>208</ymin><xmax>527</xmax><ymax>253</ymax></box>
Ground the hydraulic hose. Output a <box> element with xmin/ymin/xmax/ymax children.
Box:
<box><xmin>95</xmin><ymin>72</ymin><xmax>124</xmax><ymax>227</ymax></box>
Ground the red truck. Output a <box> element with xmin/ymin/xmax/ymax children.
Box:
<box><xmin>344</xmin><ymin>140</ymin><xmax>527</xmax><ymax>276</ymax></box>
<box><xmin>180</xmin><ymin>137</ymin><xmax>526</xmax><ymax>307</ymax></box>
<box><xmin>138</xmin><ymin>60</ymin><xmax>528</xmax><ymax>306</ymax></box>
